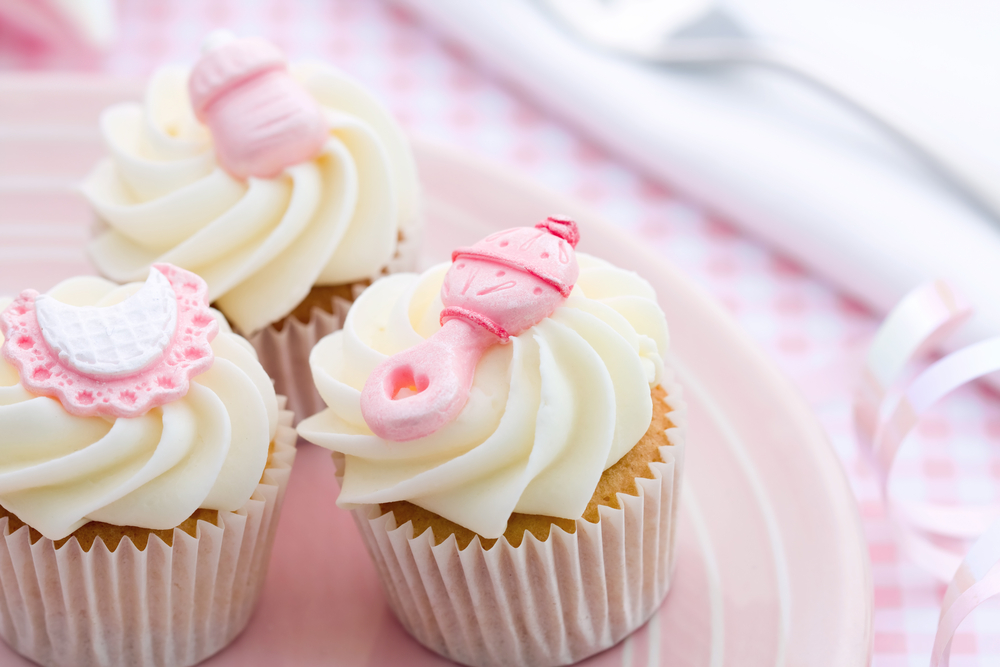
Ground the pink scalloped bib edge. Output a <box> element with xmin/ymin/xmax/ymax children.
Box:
<box><xmin>0</xmin><ymin>264</ymin><xmax>218</xmax><ymax>418</ymax></box>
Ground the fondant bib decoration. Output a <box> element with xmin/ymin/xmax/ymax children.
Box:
<box><xmin>35</xmin><ymin>267</ymin><xmax>178</xmax><ymax>378</ymax></box>
<box><xmin>360</xmin><ymin>216</ymin><xmax>581</xmax><ymax>441</ymax></box>
<box><xmin>188</xmin><ymin>30</ymin><xmax>329</xmax><ymax>180</ymax></box>
<box><xmin>0</xmin><ymin>264</ymin><xmax>218</xmax><ymax>418</ymax></box>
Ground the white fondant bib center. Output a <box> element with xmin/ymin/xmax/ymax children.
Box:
<box><xmin>35</xmin><ymin>268</ymin><xmax>179</xmax><ymax>378</ymax></box>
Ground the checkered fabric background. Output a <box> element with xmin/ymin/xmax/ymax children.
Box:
<box><xmin>4</xmin><ymin>1</ymin><xmax>1000</xmax><ymax>664</ymax></box>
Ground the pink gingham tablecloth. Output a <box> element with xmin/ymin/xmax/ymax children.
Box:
<box><xmin>3</xmin><ymin>1</ymin><xmax>1000</xmax><ymax>664</ymax></box>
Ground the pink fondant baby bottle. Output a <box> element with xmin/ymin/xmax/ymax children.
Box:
<box><xmin>188</xmin><ymin>30</ymin><xmax>328</xmax><ymax>180</ymax></box>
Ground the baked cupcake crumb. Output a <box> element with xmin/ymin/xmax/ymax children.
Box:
<box><xmin>0</xmin><ymin>439</ymin><xmax>281</xmax><ymax>552</ymax></box>
<box><xmin>272</xmin><ymin>281</ymin><xmax>369</xmax><ymax>331</ymax></box>
<box><xmin>380</xmin><ymin>384</ymin><xmax>676</xmax><ymax>550</ymax></box>
<box><xmin>0</xmin><ymin>505</ymin><xmax>221</xmax><ymax>552</ymax></box>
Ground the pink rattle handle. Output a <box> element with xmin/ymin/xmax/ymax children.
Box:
<box><xmin>360</xmin><ymin>319</ymin><xmax>497</xmax><ymax>442</ymax></box>
<box><xmin>361</xmin><ymin>217</ymin><xmax>580</xmax><ymax>442</ymax></box>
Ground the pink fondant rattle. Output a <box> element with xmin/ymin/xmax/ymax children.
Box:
<box><xmin>188</xmin><ymin>30</ymin><xmax>328</xmax><ymax>180</ymax></box>
<box><xmin>0</xmin><ymin>264</ymin><xmax>217</xmax><ymax>418</ymax></box>
<box><xmin>361</xmin><ymin>216</ymin><xmax>581</xmax><ymax>441</ymax></box>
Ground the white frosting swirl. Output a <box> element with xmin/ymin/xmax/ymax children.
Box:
<box><xmin>0</xmin><ymin>277</ymin><xmax>279</xmax><ymax>541</ymax></box>
<box><xmin>297</xmin><ymin>254</ymin><xmax>670</xmax><ymax>538</ymax></box>
<box><xmin>83</xmin><ymin>63</ymin><xmax>420</xmax><ymax>335</ymax></box>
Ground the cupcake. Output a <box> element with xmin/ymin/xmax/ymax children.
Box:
<box><xmin>82</xmin><ymin>31</ymin><xmax>421</xmax><ymax>421</ymax></box>
<box><xmin>298</xmin><ymin>217</ymin><xmax>686</xmax><ymax>667</ymax></box>
<box><xmin>0</xmin><ymin>264</ymin><xmax>297</xmax><ymax>667</ymax></box>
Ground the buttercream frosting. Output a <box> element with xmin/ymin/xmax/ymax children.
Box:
<box><xmin>0</xmin><ymin>277</ymin><xmax>279</xmax><ymax>541</ymax></box>
<box><xmin>297</xmin><ymin>253</ymin><xmax>670</xmax><ymax>538</ymax></box>
<box><xmin>83</xmin><ymin>61</ymin><xmax>420</xmax><ymax>336</ymax></box>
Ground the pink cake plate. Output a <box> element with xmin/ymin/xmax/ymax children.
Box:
<box><xmin>0</xmin><ymin>75</ymin><xmax>872</xmax><ymax>666</ymax></box>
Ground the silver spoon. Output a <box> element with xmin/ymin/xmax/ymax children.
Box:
<box><xmin>538</xmin><ymin>0</ymin><xmax>1000</xmax><ymax>222</ymax></box>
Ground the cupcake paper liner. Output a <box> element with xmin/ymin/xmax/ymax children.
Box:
<box><xmin>347</xmin><ymin>376</ymin><xmax>687</xmax><ymax>667</ymax></box>
<box><xmin>250</xmin><ymin>291</ymin><xmax>358</xmax><ymax>425</ymax></box>
<box><xmin>0</xmin><ymin>400</ymin><xmax>298</xmax><ymax>667</ymax></box>
<box><xmin>250</xmin><ymin>217</ymin><xmax>424</xmax><ymax>424</ymax></box>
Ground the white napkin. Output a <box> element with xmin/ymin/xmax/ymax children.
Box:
<box><xmin>393</xmin><ymin>0</ymin><xmax>1000</xmax><ymax>355</ymax></box>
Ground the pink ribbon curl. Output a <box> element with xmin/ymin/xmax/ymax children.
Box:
<box><xmin>854</xmin><ymin>280</ymin><xmax>1000</xmax><ymax>667</ymax></box>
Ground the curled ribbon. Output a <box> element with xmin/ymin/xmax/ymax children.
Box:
<box><xmin>854</xmin><ymin>280</ymin><xmax>1000</xmax><ymax>667</ymax></box>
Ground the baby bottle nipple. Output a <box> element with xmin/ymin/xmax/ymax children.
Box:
<box><xmin>188</xmin><ymin>31</ymin><xmax>328</xmax><ymax>180</ymax></box>
<box><xmin>361</xmin><ymin>216</ymin><xmax>581</xmax><ymax>441</ymax></box>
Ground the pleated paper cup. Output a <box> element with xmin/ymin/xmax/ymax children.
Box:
<box><xmin>250</xmin><ymin>218</ymin><xmax>423</xmax><ymax>424</ymax></box>
<box><xmin>0</xmin><ymin>400</ymin><xmax>298</xmax><ymax>667</ymax></box>
<box><xmin>250</xmin><ymin>290</ymin><xmax>358</xmax><ymax>425</ymax></box>
<box><xmin>347</xmin><ymin>381</ymin><xmax>687</xmax><ymax>667</ymax></box>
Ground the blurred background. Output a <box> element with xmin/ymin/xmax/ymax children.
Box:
<box><xmin>2</xmin><ymin>0</ymin><xmax>1000</xmax><ymax>663</ymax></box>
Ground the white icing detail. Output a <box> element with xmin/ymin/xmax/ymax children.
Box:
<box><xmin>35</xmin><ymin>268</ymin><xmax>178</xmax><ymax>378</ymax></box>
